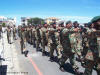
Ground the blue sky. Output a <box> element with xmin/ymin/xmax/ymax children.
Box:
<box><xmin>0</xmin><ymin>0</ymin><xmax>100</xmax><ymax>25</ymax></box>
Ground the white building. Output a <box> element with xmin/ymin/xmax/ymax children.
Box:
<box><xmin>45</xmin><ymin>17</ymin><xmax>60</xmax><ymax>24</ymax></box>
<box><xmin>0</xmin><ymin>16</ymin><xmax>16</xmax><ymax>26</ymax></box>
<box><xmin>7</xmin><ymin>18</ymin><xmax>16</xmax><ymax>26</ymax></box>
<box><xmin>0</xmin><ymin>16</ymin><xmax>7</xmax><ymax>25</ymax></box>
<box><xmin>21</xmin><ymin>17</ymin><xmax>31</xmax><ymax>26</ymax></box>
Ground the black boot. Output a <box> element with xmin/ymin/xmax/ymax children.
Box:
<box><xmin>42</xmin><ymin>51</ymin><xmax>46</xmax><ymax>56</ymax></box>
<box><xmin>24</xmin><ymin>51</ymin><xmax>29</xmax><ymax>57</ymax></box>
<box><xmin>50</xmin><ymin>57</ymin><xmax>54</xmax><ymax>62</ymax></box>
<box><xmin>21</xmin><ymin>51</ymin><xmax>24</xmax><ymax>54</ymax></box>
<box><xmin>59</xmin><ymin>65</ymin><xmax>65</xmax><ymax>72</ymax></box>
<box><xmin>33</xmin><ymin>44</ymin><xmax>36</xmax><ymax>48</ymax></box>
<box><xmin>42</xmin><ymin>52</ymin><xmax>45</xmax><ymax>56</ymax></box>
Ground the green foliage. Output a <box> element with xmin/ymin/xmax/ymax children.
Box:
<box><xmin>2</xmin><ymin>23</ymin><xmax>6</xmax><ymax>27</ymax></box>
<box><xmin>28</xmin><ymin>17</ymin><xmax>45</xmax><ymax>26</ymax></box>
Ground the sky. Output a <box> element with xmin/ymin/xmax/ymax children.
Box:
<box><xmin>0</xmin><ymin>0</ymin><xmax>100</xmax><ymax>25</ymax></box>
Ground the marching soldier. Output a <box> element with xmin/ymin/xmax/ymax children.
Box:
<box><xmin>46</xmin><ymin>25</ymin><xmax>51</xmax><ymax>53</ymax></box>
<box><xmin>56</xmin><ymin>21</ymin><xmax>64</xmax><ymax>59</ymax></box>
<box><xmin>48</xmin><ymin>22</ymin><xmax>59</xmax><ymax>61</ymax></box>
<box><xmin>20</xmin><ymin>26</ymin><xmax>28</xmax><ymax>57</ymax></box>
<box><xmin>41</xmin><ymin>23</ymin><xmax>48</xmax><ymax>56</ymax></box>
<box><xmin>81</xmin><ymin>23</ymin><xmax>90</xmax><ymax>58</ymax></box>
<box><xmin>18</xmin><ymin>26</ymin><xmax>21</xmax><ymax>38</ymax></box>
<box><xmin>30</xmin><ymin>26</ymin><xmax>33</xmax><ymax>44</ymax></box>
<box><xmin>83</xmin><ymin>16</ymin><xmax>100</xmax><ymax>75</ymax></box>
<box><xmin>7</xmin><ymin>26</ymin><xmax>11</xmax><ymax>44</ymax></box>
<box><xmin>28</xmin><ymin>26</ymin><xmax>33</xmax><ymax>44</ymax></box>
<box><xmin>73</xmin><ymin>21</ymin><xmax>83</xmax><ymax>60</ymax></box>
<box><xmin>26</xmin><ymin>26</ymin><xmax>30</xmax><ymax>43</ymax></box>
<box><xmin>13</xmin><ymin>25</ymin><xmax>17</xmax><ymax>40</ymax></box>
<box><xmin>35</xmin><ymin>25</ymin><xmax>42</xmax><ymax>51</ymax></box>
<box><xmin>32</xmin><ymin>26</ymin><xmax>36</xmax><ymax>48</ymax></box>
<box><xmin>59</xmin><ymin>21</ymin><xmax>82</xmax><ymax>74</ymax></box>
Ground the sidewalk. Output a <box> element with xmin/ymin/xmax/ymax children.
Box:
<box><xmin>0</xmin><ymin>32</ymin><xmax>22</xmax><ymax>75</ymax></box>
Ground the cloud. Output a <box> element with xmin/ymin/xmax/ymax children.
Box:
<box><xmin>54</xmin><ymin>16</ymin><xmax>92</xmax><ymax>23</ymax></box>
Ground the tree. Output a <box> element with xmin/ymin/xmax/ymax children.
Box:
<box><xmin>2</xmin><ymin>23</ymin><xmax>6</xmax><ymax>27</ymax></box>
<box><xmin>28</xmin><ymin>17</ymin><xmax>45</xmax><ymax>26</ymax></box>
<box><xmin>28</xmin><ymin>19</ymin><xmax>33</xmax><ymax>25</ymax></box>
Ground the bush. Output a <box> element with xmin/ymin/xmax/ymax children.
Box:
<box><xmin>2</xmin><ymin>23</ymin><xmax>6</xmax><ymax>27</ymax></box>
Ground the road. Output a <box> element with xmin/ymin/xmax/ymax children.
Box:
<box><xmin>0</xmin><ymin>32</ymin><xmax>97</xmax><ymax>75</ymax></box>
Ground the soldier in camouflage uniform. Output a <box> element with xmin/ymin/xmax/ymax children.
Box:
<box><xmin>20</xmin><ymin>26</ymin><xmax>28</xmax><ymax>57</ymax></box>
<box><xmin>29</xmin><ymin>26</ymin><xmax>33</xmax><ymax>44</ymax></box>
<box><xmin>73</xmin><ymin>21</ymin><xmax>83</xmax><ymax>60</ymax></box>
<box><xmin>41</xmin><ymin>23</ymin><xmax>48</xmax><ymax>56</ymax></box>
<box><xmin>27</xmin><ymin>26</ymin><xmax>31</xmax><ymax>44</ymax></box>
<box><xmin>59</xmin><ymin>21</ymin><xmax>82</xmax><ymax>74</ymax></box>
<box><xmin>26</xmin><ymin>26</ymin><xmax>30</xmax><ymax>43</ymax></box>
<box><xmin>56</xmin><ymin>21</ymin><xmax>64</xmax><ymax>59</ymax></box>
<box><xmin>32</xmin><ymin>26</ymin><xmax>36</xmax><ymax>48</ymax></box>
<box><xmin>18</xmin><ymin>26</ymin><xmax>21</xmax><ymax>38</ymax></box>
<box><xmin>7</xmin><ymin>26</ymin><xmax>11</xmax><ymax>44</ymax></box>
<box><xmin>46</xmin><ymin>25</ymin><xmax>51</xmax><ymax>53</ymax></box>
<box><xmin>81</xmin><ymin>23</ymin><xmax>90</xmax><ymax>58</ymax></box>
<box><xmin>83</xmin><ymin>16</ymin><xmax>100</xmax><ymax>75</ymax></box>
<box><xmin>48</xmin><ymin>22</ymin><xmax>59</xmax><ymax>61</ymax></box>
<box><xmin>35</xmin><ymin>25</ymin><xmax>42</xmax><ymax>51</ymax></box>
<box><xmin>13</xmin><ymin>25</ymin><xmax>17</xmax><ymax>40</ymax></box>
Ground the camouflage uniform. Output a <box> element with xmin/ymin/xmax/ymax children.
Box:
<box><xmin>32</xmin><ymin>26</ymin><xmax>36</xmax><ymax>48</ymax></box>
<box><xmin>13</xmin><ymin>26</ymin><xmax>17</xmax><ymax>40</ymax></box>
<box><xmin>73</xmin><ymin>22</ymin><xmax>83</xmax><ymax>57</ymax></box>
<box><xmin>20</xmin><ymin>27</ymin><xmax>28</xmax><ymax>57</ymax></box>
<box><xmin>29</xmin><ymin>26</ymin><xmax>33</xmax><ymax>44</ymax></box>
<box><xmin>59</xmin><ymin>20</ymin><xmax>83</xmax><ymax>74</ymax></box>
<box><xmin>35</xmin><ymin>26</ymin><xmax>42</xmax><ymax>51</ymax></box>
<box><xmin>47</xmin><ymin>26</ymin><xmax>51</xmax><ymax>53</ymax></box>
<box><xmin>56</xmin><ymin>26</ymin><xmax>64</xmax><ymax>59</ymax></box>
<box><xmin>83</xmin><ymin>16</ymin><xmax>100</xmax><ymax>75</ymax></box>
<box><xmin>83</xmin><ymin>28</ymin><xmax>98</xmax><ymax>75</ymax></box>
<box><xmin>41</xmin><ymin>26</ymin><xmax>48</xmax><ymax>55</ymax></box>
<box><xmin>59</xmin><ymin>28</ymin><xmax>78</xmax><ymax>70</ymax></box>
<box><xmin>18</xmin><ymin>26</ymin><xmax>21</xmax><ymax>38</ymax></box>
<box><xmin>20</xmin><ymin>27</ymin><xmax>26</xmax><ymax>53</ymax></box>
<box><xmin>48</xmin><ymin>26</ymin><xmax>59</xmax><ymax>61</ymax></box>
<box><xmin>7</xmin><ymin>27</ymin><xmax>11</xmax><ymax>44</ymax></box>
<box><xmin>26</xmin><ymin>27</ymin><xmax>29</xmax><ymax>43</ymax></box>
<box><xmin>27</xmin><ymin>27</ymin><xmax>31</xmax><ymax>44</ymax></box>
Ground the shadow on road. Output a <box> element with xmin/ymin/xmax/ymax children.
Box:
<box><xmin>64</xmin><ymin>63</ymin><xmax>75</xmax><ymax>74</ymax></box>
<box><xmin>0</xmin><ymin>65</ymin><xmax>7</xmax><ymax>75</ymax></box>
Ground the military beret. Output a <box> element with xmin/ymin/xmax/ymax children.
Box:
<box><xmin>87</xmin><ymin>22</ymin><xmax>92</xmax><ymax>27</ymax></box>
<box><xmin>87</xmin><ymin>22</ymin><xmax>92</xmax><ymax>25</ymax></box>
<box><xmin>50</xmin><ymin>22</ymin><xmax>56</xmax><ymax>25</ymax></box>
<box><xmin>21</xmin><ymin>28</ymin><xmax>25</xmax><ymax>31</ymax></box>
<box><xmin>91</xmin><ymin>16</ymin><xmax>100</xmax><ymax>23</ymax></box>
<box><xmin>43</xmin><ymin>22</ymin><xmax>47</xmax><ymax>25</ymax></box>
<box><xmin>73</xmin><ymin>21</ymin><xmax>78</xmax><ymax>24</ymax></box>
<box><xmin>66</xmin><ymin>21</ymin><xmax>72</xmax><ymax>25</ymax></box>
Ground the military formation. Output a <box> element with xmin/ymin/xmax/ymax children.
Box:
<box><xmin>5</xmin><ymin>16</ymin><xmax>100</xmax><ymax>75</ymax></box>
